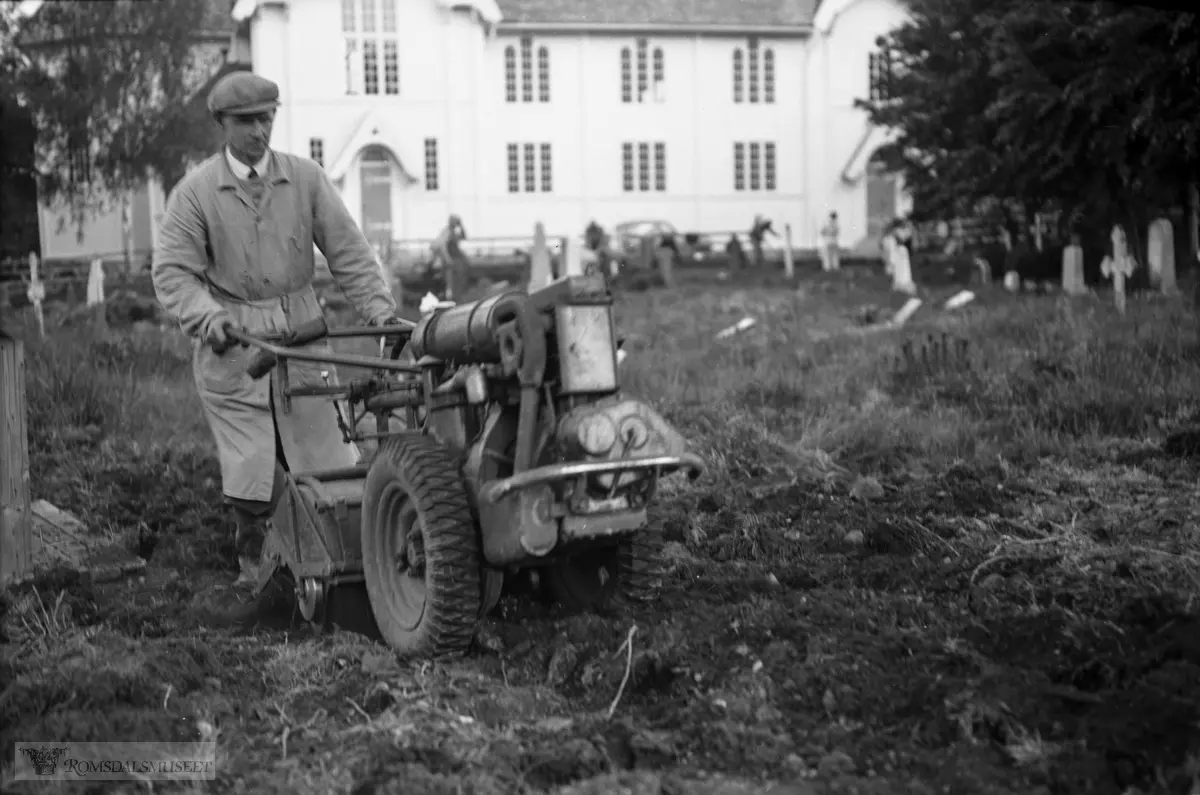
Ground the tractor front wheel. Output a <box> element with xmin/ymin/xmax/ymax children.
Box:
<box><xmin>361</xmin><ymin>435</ymin><xmax>483</xmax><ymax>657</ymax></box>
<box><xmin>542</xmin><ymin>527</ymin><xmax>666</xmax><ymax>613</ymax></box>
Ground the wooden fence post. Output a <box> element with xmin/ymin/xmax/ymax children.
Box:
<box><xmin>0</xmin><ymin>326</ymin><xmax>32</xmax><ymax>588</ymax></box>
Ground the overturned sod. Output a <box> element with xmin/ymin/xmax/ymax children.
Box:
<box><xmin>3</xmin><ymin>273</ymin><xmax>1200</xmax><ymax>794</ymax></box>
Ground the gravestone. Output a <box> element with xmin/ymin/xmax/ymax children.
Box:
<box><xmin>528</xmin><ymin>222</ymin><xmax>553</xmax><ymax>290</ymax></box>
<box><xmin>892</xmin><ymin>297</ymin><xmax>923</xmax><ymax>326</ymax></box>
<box><xmin>655</xmin><ymin>246</ymin><xmax>676</xmax><ymax>290</ymax></box>
<box><xmin>86</xmin><ymin>258</ymin><xmax>109</xmax><ymax>338</ymax></box>
<box><xmin>24</xmin><ymin>500</ymin><xmax>145</xmax><ymax>585</ymax></box>
<box><xmin>944</xmin><ymin>290</ymin><xmax>975</xmax><ymax>310</ymax></box>
<box><xmin>1061</xmin><ymin>240</ymin><xmax>1086</xmax><ymax>296</ymax></box>
<box><xmin>725</xmin><ymin>234</ymin><xmax>748</xmax><ymax>269</ymax></box>
<box><xmin>783</xmin><ymin>224</ymin><xmax>795</xmax><ymax>279</ymax></box>
<box><xmin>562</xmin><ymin>236</ymin><xmax>584</xmax><ymax>277</ymax></box>
<box><xmin>638</xmin><ymin>235</ymin><xmax>657</xmax><ymax>272</ymax></box>
<box><xmin>1147</xmin><ymin>217</ymin><xmax>1177</xmax><ymax>294</ymax></box>
<box><xmin>973</xmin><ymin>256</ymin><xmax>992</xmax><ymax>286</ymax></box>
<box><xmin>885</xmin><ymin>234</ymin><xmax>916</xmax><ymax>295</ymax></box>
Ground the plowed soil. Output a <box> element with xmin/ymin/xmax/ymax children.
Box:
<box><xmin>4</xmin><ymin>267</ymin><xmax>1200</xmax><ymax>794</ymax></box>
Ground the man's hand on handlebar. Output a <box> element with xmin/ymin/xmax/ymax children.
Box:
<box><xmin>374</xmin><ymin>314</ymin><xmax>410</xmax><ymax>359</ymax></box>
<box><xmin>373</xmin><ymin>314</ymin><xmax>404</xmax><ymax>329</ymax></box>
<box><xmin>206</xmin><ymin>313</ymin><xmax>246</xmax><ymax>355</ymax></box>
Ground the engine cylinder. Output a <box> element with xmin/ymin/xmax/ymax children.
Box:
<box><xmin>409</xmin><ymin>291</ymin><xmax>524</xmax><ymax>364</ymax></box>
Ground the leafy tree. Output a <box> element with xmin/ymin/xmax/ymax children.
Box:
<box><xmin>987</xmin><ymin>3</ymin><xmax>1200</xmax><ymax>238</ymax></box>
<box><xmin>7</xmin><ymin>0</ymin><xmax>229</xmax><ymax>229</ymax></box>
<box><xmin>857</xmin><ymin>0</ymin><xmax>1020</xmax><ymax>221</ymax></box>
<box><xmin>0</xmin><ymin>4</ymin><xmax>40</xmax><ymax>257</ymax></box>
<box><xmin>861</xmin><ymin>0</ymin><xmax>1200</xmax><ymax>245</ymax></box>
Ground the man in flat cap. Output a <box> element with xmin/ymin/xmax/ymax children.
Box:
<box><xmin>152</xmin><ymin>71</ymin><xmax>403</xmax><ymax>626</ymax></box>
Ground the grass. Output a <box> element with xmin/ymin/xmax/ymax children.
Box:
<box><xmin>3</xmin><ymin>265</ymin><xmax>1200</xmax><ymax>794</ymax></box>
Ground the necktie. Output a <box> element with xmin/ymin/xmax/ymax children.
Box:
<box><xmin>248</xmin><ymin>168</ymin><xmax>258</xmax><ymax>179</ymax></box>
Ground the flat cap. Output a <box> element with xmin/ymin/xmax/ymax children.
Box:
<box><xmin>207</xmin><ymin>72</ymin><xmax>280</xmax><ymax>117</ymax></box>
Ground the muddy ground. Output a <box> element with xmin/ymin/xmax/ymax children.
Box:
<box><xmin>3</xmin><ymin>267</ymin><xmax>1200</xmax><ymax>794</ymax></box>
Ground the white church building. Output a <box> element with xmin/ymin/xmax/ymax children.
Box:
<box><xmin>38</xmin><ymin>0</ymin><xmax>913</xmax><ymax>261</ymax></box>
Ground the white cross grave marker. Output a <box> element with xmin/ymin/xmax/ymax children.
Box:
<box><xmin>1100</xmin><ymin>224</ymin><xmax>1135</xmax><ymax>315</ymax></box>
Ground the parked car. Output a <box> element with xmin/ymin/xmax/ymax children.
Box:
<box><xmin>610</xmin><ymin>220</ymin><xmax>699</xmax><ymax>268</ymax></box>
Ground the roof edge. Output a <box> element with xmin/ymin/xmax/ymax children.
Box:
<box><xmin>497</xmin><ymin>22</ymin><xmax>812</xmax><ymax>36</ymax></box>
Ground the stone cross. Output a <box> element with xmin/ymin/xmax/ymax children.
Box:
<box><xmin>1147</xmin><ymin>217</ymin><xmax>1177</xmax><ymax>294</ymax></box>
<box><xmin>1100</xmin><ymin>224</ymin><xmax>1135</xmax><ymax>315</ymax></box>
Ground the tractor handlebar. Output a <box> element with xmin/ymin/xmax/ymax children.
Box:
<box><xmin>225</xmin><ymin>324</ymin><xmax>421</xmax><ymax>380</ymax></box>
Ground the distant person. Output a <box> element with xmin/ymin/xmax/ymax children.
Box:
<box><xmin>819</xmin><ymin>211</ymin><xmax>841</xmax><ymax>272</ymax></box>
<box><xmin>726</xmin><ymin>233</ymin><xmax>749</xmax><ymax>270</ymax></box>
<box><xmin>152</xmin><ymin>72</ymin><xmax>401</xmax><ymax>627</ymax></box>
<box><xmin>431</xmin><ymin>214</ymin><xmax>469</xmax><ymax>300</ymax></box>
<box><xmin>583</xmin><ymin>222</ymin><xmax>614</xmax><ymax>280</ymax></box>
<box><xmin>584</xmin><ymin>221</ymin><xmax>605</xmax><ymax>252</ymax></box>
<box><xmin>749</xmin><ymin>215</ymin><xmax>776</xmax><ymax>267</ymax></box>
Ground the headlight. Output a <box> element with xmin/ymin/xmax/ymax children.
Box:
<box><xmin>577</xmin><ymin>413</ymin><xmax>617</xmax><ymax>455</ymax></box>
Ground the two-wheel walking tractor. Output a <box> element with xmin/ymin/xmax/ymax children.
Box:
<box><xmin>229</xmin><ymin>274</ymin><xmax>704</xmax><ymax>657</ymax></box>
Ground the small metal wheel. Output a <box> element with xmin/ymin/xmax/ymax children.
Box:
<box><xmin>361</xmin><ymin>434</ymin><xmax>484</xmax><ymax>657</ymax></box>
<box><xmin>480</xmin><ymin>568</ymin><xmax>504</xmax><ymax>618</ymax></box>
<box><xmin>543</xmin><ymin>527</ymin><xmax>666</xmax><ymax>613</ymax></box>
<box><xmin>296</xmin><ymin>577</ymin><xmax>325</xmax><ymax>623</ymax></box>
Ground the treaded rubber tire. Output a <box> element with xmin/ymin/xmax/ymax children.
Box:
<box><xmin>361</xmin><ymin>434</ymin><xmax>482</xmax><ymax>657</ymax></box>
<box><xmin>543</xmin><ymin>524</ymin><xmax>666</xmax><ymax>613</ymax></box>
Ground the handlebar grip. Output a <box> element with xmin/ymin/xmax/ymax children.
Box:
<box><xmin>246</xmin><ymin>349</ymin><xmax>278</xmax><ymax>379</ymax></box>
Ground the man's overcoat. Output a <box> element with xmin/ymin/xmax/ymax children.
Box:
<box><xmin>153</xmin><ymin>150</ymin><xmax>397</xmax><ymax>502</ymax></box>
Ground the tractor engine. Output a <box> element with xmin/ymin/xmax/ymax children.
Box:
<box><xmin>404</xmin><ymin>274</ymin><xmax>695</xmax><ymax>567</ymax></box>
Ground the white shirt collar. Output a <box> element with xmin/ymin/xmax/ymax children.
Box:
<box><xmin>225</xmin><ymin>146</ymin><xmax>270</xmax><ymax>179</ymax></box>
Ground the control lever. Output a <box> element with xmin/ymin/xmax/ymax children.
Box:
<box><xmin>323</xmin><ymin>370</ymin><xmax>353</xmax><ymax>442</ymax></box>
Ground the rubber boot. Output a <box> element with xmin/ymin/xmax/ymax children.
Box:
<box><xmin>234</xmin><ymin>516</ymin><xmax>266</xmax><ymax>588</ymax></box>
<box><xmin>190</xmin><ymin>518</ymin><xmax>287</xmax><ymax>629</ymax></box>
